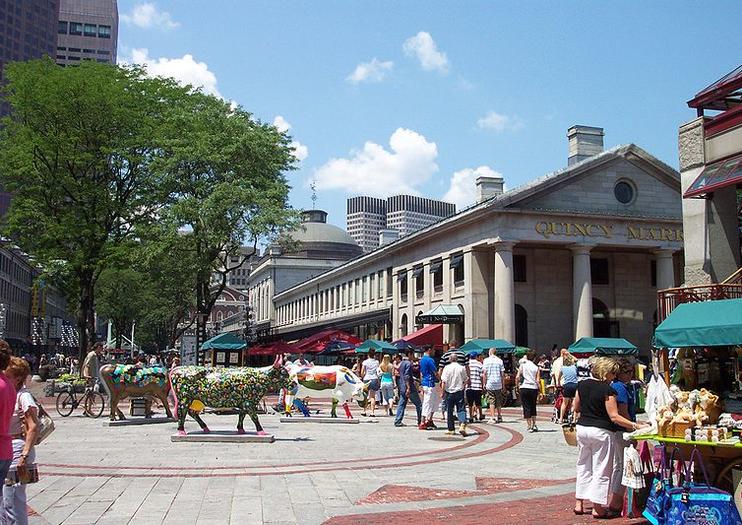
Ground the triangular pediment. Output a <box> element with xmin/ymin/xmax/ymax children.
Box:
<box><xmin>494</xmin><ymin>145</ymin><xmax>681</xmax><ymax>219</ymax></box>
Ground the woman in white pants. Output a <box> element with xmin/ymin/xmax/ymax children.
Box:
<box><xmin>4</xmin><ymin>357</ymin><xmax>39</xmax><ymax>525</ymax></box>
<box><xmin>572</xmin><ymin>357</ymin><xmax>647</xmax><ymax>519</ymax></box>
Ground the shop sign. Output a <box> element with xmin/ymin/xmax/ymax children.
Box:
<box><xmin>534</xmin><ymin>221</ymin><xmax>683</xmax><ymax>242</ymax></box>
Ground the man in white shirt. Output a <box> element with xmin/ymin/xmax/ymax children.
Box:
<box><xmin>361</xmin><ymin>349</ymin><xmax>380</xmax><ymax>417</ymax></box>
<box><xmin>440</xmin><ymin>357</ymin><xmax>469</xmax><ymax>436</ymax></box>
<box><xmin>482</xmin><ymin>348</ymin><xmax>505</xmax><ymax>424</ymax></box>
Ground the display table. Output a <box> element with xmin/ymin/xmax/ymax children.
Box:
<box><xmin>633</xmin><ymin>434</ymin><xmax>742</xmax><ymax>490</ymax></box>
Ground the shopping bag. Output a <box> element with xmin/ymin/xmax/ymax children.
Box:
<box><xmin>623</xmin><ymin>441</ymin><xmax>654</xmax><ymax>518</ymax></box>
<box><xmin>643</xmin><ymin>446</ymin><xmax>681</xmax><ymax>525</ymax></box>
<box><xmin>664</xmin><ymin>448</ymin><xmax>742</xmax><ymax>525</ymax></box>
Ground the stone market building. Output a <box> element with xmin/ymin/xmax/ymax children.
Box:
<box><xmin>264</xmin><ymin>127</ymin><xmax>685</xmax><ymax>352</ymax></box>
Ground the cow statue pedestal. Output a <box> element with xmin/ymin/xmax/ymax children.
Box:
<box><xmin>279</xmin><ymin>416</ymin><xmax>359</xmax><ymax>424</ymax></box>
<box><xmin>170</xmin><ymin>430</ymin><xmax>275</xmax><ymax>443</ymax></box>
<box><xmin>103</xmin><ymin>417</ymin><xmax>175</xmax><ymax>427</ymax></box>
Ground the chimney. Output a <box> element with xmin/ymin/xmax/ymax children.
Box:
<box><xmin>378</xmin><ymin>228</ymin><xmax>400</xmax><ymax>247</ymax></box>
<box><xmin>567</xmin><ymin>125</ymin><xmax>604</xmax><ymax>166</ymax></box>
<box><xmin>476</xmin><ymin>176</ymin><xmax>504</xmax><ymax>202</ymax></box>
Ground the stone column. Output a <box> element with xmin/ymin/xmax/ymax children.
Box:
<box><xmin>441</xmin><ymin>254</ymin><xmax>453</xmax><ymax>343</ymax></box>
<box><xmin>392</xmin><ymin>269</ymin><xmax>400</xmax><ymax>339</ymax></box>
<box><xmin>655</xmin><ymin>249</ymin><xmax>676</xmax><ymax>290</ymax></box>
<box><xmin>572</xmin><ymin>245</ymin><xmax>594</xmax><ymax>339</ymax></box>
<box><xmin>423</xmin><ymin>260</ymin><xmax>432</xmax><ymax>312</ymax></box>
<box><xmin>493</xmin><ymin>242</ymin><xmax>515</xmax><ymax>343</ymax></box>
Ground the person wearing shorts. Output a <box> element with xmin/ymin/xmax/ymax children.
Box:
<box><xmin>557</xmin><ymin>353</ymin><xmax>579</xmax><ymax>424</ymax></box>
<box><xmin>466</xmin><ymin>353</ymin><xmax>484</xmax><ymax>422</ymax></box>
<box><xmin>361</xmin><ymin>349</ymin><xmax>380</xmax><ymax>417</ymax></box>
<box><xmin>482</xmin><ymin>348</ymin><xmax>505</xmax><ymax>424</ymax></box>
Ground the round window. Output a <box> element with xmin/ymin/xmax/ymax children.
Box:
<box><xmin>614</xmin><ymin>181</ymin><xmax>635</xmax><ymax>204</ymax></box>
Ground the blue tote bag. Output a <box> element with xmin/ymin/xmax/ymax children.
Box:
<box><xmin>643</xmin><ymin>446</ymin><xmax>682</xmax><ymax>525</ymax></box>
<box><xmin>664</xmin><ymin>448</ymin><xmax>742</xmax><ymax>525</ymax></box>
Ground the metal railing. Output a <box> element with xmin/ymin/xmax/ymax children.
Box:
<box><xmin>657</xmin><ymin>282</ymin><xmax>742</xmax><ymax>322</ymax></box>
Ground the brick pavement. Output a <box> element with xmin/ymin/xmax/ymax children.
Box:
<box><xmin>25</xmin><ymin>384</ymin><xmax>645</xmax><ymax>524</ymax></box>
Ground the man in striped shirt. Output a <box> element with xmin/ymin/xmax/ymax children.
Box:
<box><xmin>466</xmin><ymin>352</ymin><xmax>484</xmax><ymax>423</ymax></box>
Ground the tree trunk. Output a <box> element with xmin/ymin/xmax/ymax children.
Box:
<box><xmin>77</xmin><ymin>269</ymin><xmax>96</xmax><ymax>368</ymax></box>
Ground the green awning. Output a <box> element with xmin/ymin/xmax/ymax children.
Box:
<box><xmin>568</xmin><ymin>337</ymin><xmax>637</xmax><ymax>356</ymax></box>
<box><xmin>415</xmin><ymin>304</ymin><xmax>464</xmax><ymax>324</ymax></box>
<box><xmin>200</xmin><ymin>332</ymin><xmax>247</xmax><ymax>351</ymax></box>
<box><xmin>654</xmin><ymin>298</ymin><xmax>742</xmax><ymax>348</ymax></box>
<box><xmin>459</xmin><ymin>339</ymin><xmax>516</xmax><ymax>354</ymax></box>
<box><xmin>355</xmin><ymin>339</ymin><xmax>399</xmax><ymax>353</ymax></box>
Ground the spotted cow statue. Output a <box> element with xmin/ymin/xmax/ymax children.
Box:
<box><xmin>100</xmin><ymin>364</ymin><xmax>173</xmax><ymax>421</ymax></box>
<box><xmin>285</xmin><ymin>364</ymin><xmax>368</xmax><ymax>418</ymax></box>
<box><xmin>169</xmin><ymin>355</ymin><xmax>291</xmax><ymax>435</ymax></box>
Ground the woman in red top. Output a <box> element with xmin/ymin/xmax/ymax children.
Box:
<box><xmin>0</xmin><ymin>341</ymin><xmax>16</xmax><ymax>484</ymax></box>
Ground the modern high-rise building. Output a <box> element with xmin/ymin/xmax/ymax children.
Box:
<box><xmin>56</xmin><ymin>0</ymin><xmax>118</xmax><ymax>66</ymax></box>
<box><xmin>0</xmin><ymin>0</ymin><xmax>61</xmax><ymax>214</ymax></box>
<box><xmin>386</xmin><ymin>195</ymin><xmax>456</xmax><ymax>237</ymax></box>
<box><xmin>347</xmin><ymin>197</ymin><xmax>387</xmax><ymax>253</ymax></box>
<box><xmin>347</xmin><ymin>195</ymin><xmax>456</xmax><ymax>252</ymax></box>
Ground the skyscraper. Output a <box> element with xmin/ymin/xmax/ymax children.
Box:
<box><xmin>0</xmin><ymin>0</ymin><xmax>61</xmax><ymax>214</ymax></box>
<box><xmin>346</xmin><ymin>195</ymin><xmax>456</xmax><ymax>252</ymax></box>
<box><xmin>56</xmin><ymin>0</ymin><xmax>118</xmax><ymax>66</ymax></box>
<box><xmin>0</xmin><ymin>0</ymin><xmax>60</xmax><ymax>114</ymax></box>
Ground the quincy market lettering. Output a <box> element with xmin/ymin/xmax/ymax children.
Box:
<box><xmin>534</xmin><ymin>221</ymin><xmax>683</xmax><ymax>242</ymax></box>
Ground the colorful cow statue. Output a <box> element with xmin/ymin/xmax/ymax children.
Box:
<box><xmin>285</xmin><ymin>365</ymin><xmax>368</xmax><ymax>419</ymax></box>
<box><xmin>169</xmin><ymin>355</ymin><xmax>291</xmax><ymax>436</ymax></box>
<box><xmin>99</xmin><ymin>364</ymin><xmax>173</xmax><ymax>421</ymax></box>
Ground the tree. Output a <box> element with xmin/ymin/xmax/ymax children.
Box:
<box><xmin>0</xmin><ymin>59</ymin><xmax>184</xmax><ymax>363</ymax></box>
<box><xmin>158</xmin><ymin>92</ymin><xmax>298</xmax><ymax>360</ymax></box>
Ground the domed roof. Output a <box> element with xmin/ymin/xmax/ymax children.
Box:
<box><xmin>287</xmin><ymin>210</ymin><xmax>362</xmax><ymax>260</ymax></box>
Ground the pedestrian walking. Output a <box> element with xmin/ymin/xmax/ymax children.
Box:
<box><xmin>482</xmin><ymin>348</ymin><xmax>505</xmax><ymax>424</ymax></box>
<box><xmin>82</xmin><ymin>343</ymin><xmax>103</xmax><ymax>385</ymax></box>
<box><xmin>361</xmin><ymin>349</ymin><xmax>380</xmax><ymax>417</ymax></box>
<box><xmin>394</xmin><ymin>351</ymin><xmax>422</xmax><ymax>427</ymax></box>
<box><xmin>440</xmin><ymin>353</ymin><xmax>469</xmax><ymax>436</ymax></box>
<box><xmin>573</xmin><ymin>357</ymin><xmax>646</xmax><ymax>518</ymax></box>
<box><xmin>379</xmin><ymin>354</ymin><xmax>395</xmax><ymax>416</ymax></box>
<box><xmin>556</xmin><ymin>353</ymin><xmax>579</xmax><ymax>423</ymax></box>
<box><xmin>419</xmin><ymin>348</ymin><xmax>439</xmax><ymax>430</ymax></box>
<box><xmin>516</xmin><ymin>350</ymin><xmax>540</xmax><ymax>432</ymax></box>
<box><xmin>4</xmin><ymin>357</ymin><xmax>38</xmax><ymax>525</ymax></box>
<box><xmin>466</xmin><ymin>352</ymin><xmax>484</xmax><ymax>422</ymax></box>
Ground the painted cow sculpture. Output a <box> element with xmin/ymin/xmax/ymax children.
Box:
<box><xmin>100</xmin><ymin>364</ymin><xmax>173</xmax><ymax>421</ymax></box>
<box><xmin>169</xmin><ymin>355</ymin><xmax>291</xmax><ymax>435</ymax></box>
<box><xmin>285</xmin><ymin>365</ymin><xmax>368</xmax><ymax>418</ymax></box>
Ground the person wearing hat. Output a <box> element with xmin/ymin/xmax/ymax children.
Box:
<box><xmin>466</xmin><ymin>352</ymin><xmax>484</xmax><ymax>423</ymax></box>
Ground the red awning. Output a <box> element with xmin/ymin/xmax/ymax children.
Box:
<box><xmin>684</xmin><ymin>153</ymin><xmax>742</xmax><ymax>198</ymax></box>
<box><xmin>401</xmin><ymin>324</ymin><xmax>443</xmax><ymax>347</ymax></box>
<box><xmin>293</xmin><ymin>329</ymin><xmax>363</xmax><ymax>354</ymax></box>
<box><xmin>247</xmin><ymin>341</ymin><xmax>297</xmax><ymax>356</ymax></box>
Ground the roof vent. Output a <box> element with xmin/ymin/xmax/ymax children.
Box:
<box><xmin>476</xmin><ymin>176</ymin><xmax>504</xmax><ymax>202</ymax></box>
<box><xmin>567</xmin><ymin>126</ymin><xmax>604</xmax><ymax>166</ymax></box>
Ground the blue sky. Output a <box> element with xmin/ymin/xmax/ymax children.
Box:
<box><xmin>118</xmin><ymin>1</ymin><xmax>740</xmax><ymax>227</ymax></box>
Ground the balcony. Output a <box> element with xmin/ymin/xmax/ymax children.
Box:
<box><xmin>657</xmin><ymin>276</ymin><xmax>742</xmax><ymax>323</ymax></box>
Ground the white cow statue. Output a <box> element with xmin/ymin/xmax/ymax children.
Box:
<box><xmin>285</xmin><ymin>364</ymin><xmax>368</xmax><ymax>418</ymax></box>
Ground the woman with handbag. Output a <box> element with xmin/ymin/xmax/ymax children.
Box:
<box><xmin>573</xmin><ymin>357</ymin><xmax>648</xmax><ymax>519</ymax></box>
<box><xmin>4</xmin><ymin>357</ymin><xmax>39</xmax><ymax>525</ymax></box>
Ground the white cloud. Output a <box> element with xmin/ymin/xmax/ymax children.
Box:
<box><xmin>272</xmin><ymin>116</ymin><xmax>309</xmax><ymax>162</ymax></box>
<box><xmin>444</xmin><ymin>166</ymin><xmax>503</xmax><ymax>209</ymax></box>
<box><xmin>403</xmin><ymin>32</ymin><xmax>449</xmax><ymax>73</ymax></box>
<box><xmin>314</xmin><ymin>128</ymin><xmax>438</xmax><ymax>196</ymax></box>
<box><xmin>128</xmin><ymin>48</ymin><xmax>221</xmax><ymax>98</ymax></box>
<box><xmin>121</xmin><ymin>2</ymin><xmax>179</xmax><ymax>30</ymax></box>
<box><xmin>476</xmin><ymin>111</ymin><xmax>523</xmax><ymax>132</ymax></box>
<box><xmin>346</xmin><ymin>58</ymin><xmax>394</xmax><ymax>84</ymax></box>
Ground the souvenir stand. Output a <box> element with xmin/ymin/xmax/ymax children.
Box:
<box><xmin>199</xmin><ymin>333</ymin><xmax>247</xmax><ymax>368</ymax></box>
<box><xmin>460</xmin><ymin>339</ymin><xmax>517</xmax><ymax>405</ymax></box>
<box><xmin>633</xmin><ymin>298</ymin><xmax>742</xmax><ymax>491</ymax></box>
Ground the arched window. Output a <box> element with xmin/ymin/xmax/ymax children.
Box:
<box><xmin>415</xmin><ymin>310</ymin><xmax>424</xmax><ymax>329</ymax></box>
<box><xmin>400</xmin><ymin>313</ymin><xmax>408</xmax><ymax>337</ymax></box>
<box><xmin>514</xmin><ymin>304</ymin><xmax>528</xmax><ymax>347</ymax></box>
<box><xmin>217</xmin><ymin>311</ymin><xmax>223</xmax><ymax>322</ymax></box>
<box><xmin>592</xmin><ymin>298</ymin><xmax>615</xmax><ymax>338</ymax></box>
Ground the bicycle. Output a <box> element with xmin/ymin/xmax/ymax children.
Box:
<box><xmin>55</xmin><ymin>381</ymin><xmax>105</xmax><ymax>418</ymax></box>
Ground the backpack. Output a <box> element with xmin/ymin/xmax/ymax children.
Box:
<box><xmin>21</xmin><ymin>393</ymin><xmax>55</xmax><ymax>445</ymax></box>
